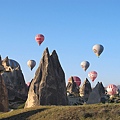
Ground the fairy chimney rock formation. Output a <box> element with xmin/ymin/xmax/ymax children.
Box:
<box><xmin>0</xmin><ymin>75</ymin><xmax>9</xmax><ymax>112</ymax></box>
<box><xmin>66</xmin><ymin>77</ymin><xmax>79</xmax><ymax>96</ymax></box>
<box><xmin>0</xmin><ymin>56</ymin><xmax>2</xmax><ymax>65</ymax></box>
<box><xmin>87</xmin><ymin>82</ymin><xmax>105</xmax><ymax>104</ymax></box>
<box><xmin>25</xmin><ymin>48</ymin><xmax>68</xmax><ymax>108</ymax></box>
<box><xmin>1</xmin><ymin>56</ymin><xmax>28</xmax><ymax>109</ymax></box>
<box><xmin>79</xmin><ymin>78</ymin><xmax>92</xmax><ymax>102</ymax></box>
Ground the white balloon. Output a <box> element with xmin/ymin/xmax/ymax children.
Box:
<box><xmin>92</xmin><ymin>44</ymin><xmax>104</xmax><ymax>57</ymax></box>
<box><xmin>27</xmin><ymin>60</ymin><xmax>36</xmax><ymax>70</ymax></box>
<box><xmin>80</xmin><ymin>61</ymin><xmax>90</xmax><ymax>71</ymax></box>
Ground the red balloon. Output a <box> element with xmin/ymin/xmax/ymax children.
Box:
<box><xmin>68</xmin><ymin>76</ymin><xmax>81</xmax><ymax>86</ymax></box>
<box><xmin>106</xmin><ymin>84</ymin><xmax>118</xmax><ymax>95</ymax></box>
<box><xmin>88</xmin><ymin>71</ymin><xmax>97</xmax><ymax>82</ymax></box>
<box><xmin>35</xmin><ymin>34</ymin><xmax>44</xmax><ymax>45</ymax></box>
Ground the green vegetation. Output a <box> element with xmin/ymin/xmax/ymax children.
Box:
<box><xmin>17</xmin><ymin>103</ymin><xmax>25</xmax><ymax>109</ymax></box>
<box><xmin>0</xmin><ymin>104</ymin><xmax>120</xmax><ymax>120</ymax></box>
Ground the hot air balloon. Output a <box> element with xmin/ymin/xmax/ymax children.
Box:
<box><xmin>68</xmin><ymin>76</ymin><xmax>81</xmax><ymax>86</ymax></box>
<box><xmin>27</xmin><ymin>60</ymin><xmax>36</xmax><ymax>70</ymax></box>
<box><xmin>35</xmin><ymin>34</ymin><xmax>44</xmax><ymax>46</ymax></box>
<box><xmin>88</xmin><ymin>71</ymin><xmax>97</xmax><ymax>82</ymax></box>
<box><xmin>80</xmin><ymin>61</ymin><xmax>90</xmax><ymax>71</ymax></box>
<box><xmin>106</xmin><ymin>84</ymin><xmax>118</xmax><ymax>95</ymax></box>
<box><xmin>92</xmin><ymin>44</ymin><xmax>104</xmax><ymax>57</ymax></box>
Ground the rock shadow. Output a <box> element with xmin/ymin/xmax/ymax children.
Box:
<box><xmin>0</xmin><ymin>108</ymin><xmax>47</xmax><ymax>120</ymax></box>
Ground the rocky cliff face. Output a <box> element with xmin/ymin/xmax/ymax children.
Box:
<box><xmin>87</xmin><ymin>82</ymin><xmax>105</xmax><ymax>104</ymax></box>
<box><xmin>66</xmin><ymin>77</ymin><xmax>79</xmax><ymax>96</ymax></box>
<box><xmin>79</xmin><ymin>78</ymin><xmax>92</xmax><ymax>102</ymax></box>
<box><xmin>25</xmin><ymin>48</ymin><xmax>68</xmax><ymax>108</ymax></box>
<box><xmin>0</xmin><ymin>75</ymin><xmax>9</xmax><ymax>112</ymax></box>
<box><xmin>1</xmin><ymin>56</ymin><xmax>28</xmax><ymax>109</ymax></box>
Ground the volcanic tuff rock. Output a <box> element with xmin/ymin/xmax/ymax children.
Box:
<box><xmin>87</xmin><ymin>82</ymin><xmax>105</xmax><ymax>104</ymax></box>
<box><xmin>25</xmin><ymin>48</ymin><xmax>68</xmax><ymax>108</ymax></box>
<box><xmin>79</xmin><ymin>78</ymin><xmax>92</xmax><ymax>102</ymax></box>
<box><xmin>66</xmin><ymin>76</ymin><xmax>79</xmax><ymax>97</ymax></box>
<box><xmin>1</xmin><ymin>56</ymin><xmax>28</xmax><ymax>109</ymax></box>
<box><xmin>0</xmin><ymin>75</ymin><xmax>9</xmax><ymax>112</ymax></box>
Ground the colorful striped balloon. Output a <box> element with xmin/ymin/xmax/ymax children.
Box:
<box><xmin>106</xmin><ymin>84</ymin><xmax>118</xmax><ymax>95</ymax></box>
<box><xmin>35</xmin><ymin>34</ymin><xmax>44</xmax><ymax>46</ymax></box>
<box><xmin>88</xmin><ymin>71</ymin><xmax>97</xmax><ymax>82</ymax></box>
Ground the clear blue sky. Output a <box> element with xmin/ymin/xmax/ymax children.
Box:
<box><xmin>0</xmin><ymin>0</ymin><xmax>120</xmax><ymax>87</ymax></box>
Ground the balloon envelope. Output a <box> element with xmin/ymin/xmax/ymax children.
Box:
<box><xmin>106</xmin><ymin>84</ymin><xmax>118</xmax><ymax>95</ymax></box>
<box><xmin>88</xmin><ymin>71</ymin><xmax>97</xmax><ymax>82</ymax></box>
<box><xmin>27</xmin><ymin>60</ymin><xmax>36</xmax><ymax>70</ymax></box>
<box><xmin>68</xmin><ymin>76</ymin><xmax>81</xmax><ymax>86</ymax></box>
<box><xmin>81</xmin><ymin>61</ymin><xmax>90</xmax><ymax>71</ymax></box>
<box><xmin>35</xmin><ymin>34</ymin><xmax>44</xmax><ymax>45</ymax></box>
<box><xmin>92</xmin><ymin>44</ymin><xmax>104</xmax><ymax>57</ymax></box>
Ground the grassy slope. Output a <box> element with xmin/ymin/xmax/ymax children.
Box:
<box><xmin>0</xmin><ymin>104</ymin><xmax>120</xmax><ymax>120</ymax></box>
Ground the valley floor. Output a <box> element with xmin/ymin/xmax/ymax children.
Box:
<box><xmin>0</xmin><ymin>104</ymin><xmax>120</xmax><ymax>120</ymax></box>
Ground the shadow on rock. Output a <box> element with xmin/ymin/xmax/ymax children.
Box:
<box><xmin>0</xmin><ymin>108</ymin><xmax>47</xmax><ymax>120</ymax></box>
